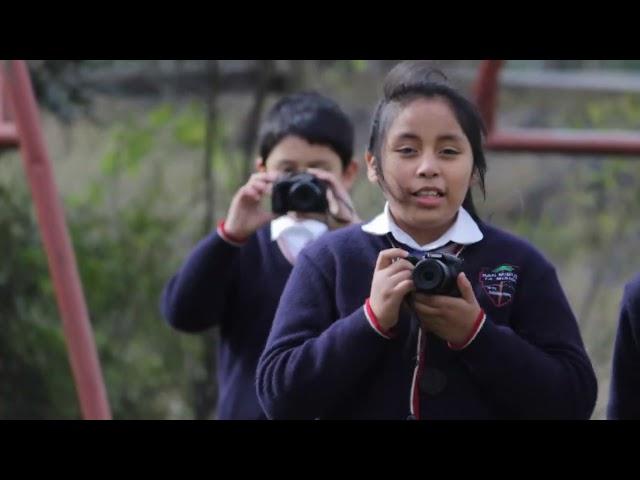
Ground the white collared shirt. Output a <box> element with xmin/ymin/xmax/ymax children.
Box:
<box><xmin>361</xmin><ymin>202</ymin><xmax>483</xmax><ymax>251</ymax></box>
<box><xmin>271</xmin><ymin>215</ymin><xmax>328</xmax><ymax>263</ymax></box>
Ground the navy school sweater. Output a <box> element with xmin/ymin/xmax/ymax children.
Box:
<box><xmin>160</xmin><ymin>224</ymin><xmax>292</xmax><ymax>419</ymax></box>
<box><xmin>608</xmin><ymin>273</ymin><xmax>640</xmax><ymax>419</ymax></box>
<box><xmin>256</xmin><ymin>222</ymin><xmax>598</xmax><ymax>420</ymax></box>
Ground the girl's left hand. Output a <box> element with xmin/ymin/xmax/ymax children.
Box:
<box><xmin>413</xmin><ymin>272</ymin><xmax>482</xmax><ymax>346</ymax></box>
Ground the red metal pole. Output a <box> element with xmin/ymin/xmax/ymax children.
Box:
<box><xmin>473</xmin><ymin>60</ymin><xmax>504</xmax><ymax>134</ymax></box>
<box><xmin>0</xmin><ymin>122</ymin><xmax>18</xmax><ymax>147</ymax></box>
<box><xmin>0</xmin><ymin>70</ymin><xmax>19</xmax><ymax>147</ymax></box>
<box><xmin>486</xmin><ymin>130</ymin><xmax>640</xmax><ymax>156</ymax></box>
<box><xmin>0</xmin><ymin>69</ymin><xmax>4</xmax><ymax>120</ymax></box>
<box><xmin>3</xmin><ymin>60</ymin><xmax>111</xmax><ymax>420</ymax></box>
<box><xmin>473</xmin><ymin>60</ymin><xmax>640</xmax><ymax>156</ymax></box>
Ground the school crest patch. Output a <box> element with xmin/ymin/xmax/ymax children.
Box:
<box><xmin>479</xmin><ymin>264</ymin><xmax>519</xmax><ymax>307</ymax></box>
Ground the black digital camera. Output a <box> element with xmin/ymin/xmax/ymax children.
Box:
<box><xmin>271</xmin><ymin>172</ymin><xmax>328</xmax><ymax>215</ymax></box>
<box><xmin>407</xmin><ymin>252</ymin><xmax>464</xmax><ymax>297</ymax></box>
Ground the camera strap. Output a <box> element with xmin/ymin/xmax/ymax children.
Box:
<box><xmin>385</xmin><ymin>232</ymin><xmax>466</xmax><ymax>420</ymax></box>
<box><xmin>385</xmin><ymin>233</ymin><xmax>465</xmax><ymax>258</ymax></box>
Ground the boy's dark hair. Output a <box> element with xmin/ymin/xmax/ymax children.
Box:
<box><xmin>367</xmin><ymin>61</ymin><xmax>487</xmax><ymax>221</ymax></box>
<box><xmin>258</xmin><ymin>91</ymin><xmax>355</xmax><ymax>169</ymax></box>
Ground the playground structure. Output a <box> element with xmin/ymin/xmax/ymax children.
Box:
<box><xmin>2</xmin><ymin>59</ymin><xmax>640</xmax><ymax>420</ymax></box>
<box><xmin>1</xmin><ymin>60</ymin><xmax>111</xmax><ymax>420</ymax></box>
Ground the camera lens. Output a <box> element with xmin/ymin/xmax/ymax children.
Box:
<box><xmin>289</xmin><ymin>181</ymin><xmax>323</xmax><ymax>211</ymax></box>
<box><xmin>414</xmin><ymin>259</ymin><xmax>445</xmax><ymax>292</ymax></box>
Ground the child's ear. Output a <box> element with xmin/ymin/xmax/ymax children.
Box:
<box><xmin>470</xmin><ymin>170</ymin><xmax>480</xmax><ymax>187</ymax></box>
<box><xmin>255</xmin><ymin>157</ymin><xmax>266</xmax><ymax>173</ymax></box>
<box><xmin>365</xmin><ymin>152</ymin><xmax>379</xmax><ymax>183</ymax></box>
<box><xmin>341</xmin><ymin>159</ymin><xmax>359</xmax><ymax>190</ymax></box>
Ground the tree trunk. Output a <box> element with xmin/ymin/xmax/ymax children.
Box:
<box><xmin>241</xmin><ymin>60</ymin><xmax>273</xmax><ymax>180</ymax></box>
<box><xmin>193</xmin><ymin>60</ymin><xmax>220</xmax><ymax>421</ymax></box>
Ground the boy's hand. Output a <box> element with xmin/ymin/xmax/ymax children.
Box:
<box><xmin>224</xmin><ymin>172</ymin><xmax>278</xmax><ymax>239</ymax></box>
<box><xmin>307</xmin><ymin>168</ymin><xmax>360</xmax><ymax>229</ymax></box>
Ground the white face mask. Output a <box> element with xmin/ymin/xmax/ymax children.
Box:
<box><xmin>271</xmin><ymin>216</ymin><xmax>328</xmax><ymax>263</ymax></box>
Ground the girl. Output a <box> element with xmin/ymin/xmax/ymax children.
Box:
<box><xmin>256</xmin><ymin>61</ymin><xmax>597</xmax><ymax>420</ymax></box>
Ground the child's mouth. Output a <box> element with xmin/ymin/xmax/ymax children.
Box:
<box><xmin>411</xmin><ymin>187</ymin><xmax>445</xmax><ymax>206</ymax></box>
<box><xmin>412</xmin><ymin>187</ymin><xmax>445</xmax><ymax>198</ymax></box>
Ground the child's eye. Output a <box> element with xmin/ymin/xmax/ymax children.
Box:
<box><xmin>308</xmin><ymin>164</ymin><xmax>331</xmax><ymax>172</ymax></box>
<box><xmin>440</xmin><ymin>148</ymin><xmax>460</xmax><ymax>156</ymax></box>
<box><xmin>396</xmin><ymin>147</ymin><xmax>417</xmax><ymax>156</ymax></box>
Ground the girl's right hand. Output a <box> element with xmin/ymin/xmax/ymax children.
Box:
<box><xmin>224</xmin><ymin>172</ymin><xmax>279</xmax><ymax>239</ymax></box>
<box><xmin>369</xmin><ymin>248</ymin><xmax>415</xmax><ymax>331</ymax></box>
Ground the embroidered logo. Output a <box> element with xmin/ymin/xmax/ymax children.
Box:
<box><xmin>479</xmin><ymin>264</ymin><xmax>519</xmax><ymax>307</ymax></box>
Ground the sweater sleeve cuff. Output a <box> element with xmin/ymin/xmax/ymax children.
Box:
<box><xmin>217</xmin><ymin>220</ymin><xmax>249</xmax><ymax>247</ymax></box>
<box><xmin>364</xmin><ymin>298</ymin><xmax>397</xmax><ymax>340</ymax></box>
<box><xmin>448</xmin><ymin>309</ymin><xmax>487</xmax><ymax>350</ymax></box>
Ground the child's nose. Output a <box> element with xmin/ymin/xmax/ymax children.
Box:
<box><xmin>416</xmin><ymin>154</ymin><xmax>440</xmax><ymax>177</ymax></box>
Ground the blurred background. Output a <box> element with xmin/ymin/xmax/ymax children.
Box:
<box><xmin>1</xmin><ymin>60</ymin><xmax>639</xmax><ymax>419</ymax></box>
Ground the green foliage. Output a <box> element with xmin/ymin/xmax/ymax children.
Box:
<box><xmin>0</xmin><ymin>93</ymin><xmax>257</xmax><ymax>418</ymax></box>
<box><xmin>174</xmin><ymin>103</ymin><xmax>207</xmax><ymax>149</ymax></box>
<box><xmin>0</xmin><ymin>180</ymin><xmax>80</xmax><ymax>419</ymax></box>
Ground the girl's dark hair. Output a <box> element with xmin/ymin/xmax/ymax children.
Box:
<box><xmin>367</xmin><ymin>61</ymin><xmax>487</xmax><ymax>220</ymax></box>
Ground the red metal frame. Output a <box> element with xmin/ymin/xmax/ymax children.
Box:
<box><xmin>473</xmin><ymin>60</ymin><xmax>640</xmax><ymax>155</ymax></box>
<box><xmin>0</xmin><ymin>70</ymin><xmax>18</xmax><ymax>147</ymax></box>
<box><xmin>1</xmin><ymin>60</ymin><xmax>111</xmax><ymax>420</ymax></box>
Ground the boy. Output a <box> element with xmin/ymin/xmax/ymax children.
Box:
<box><xmin>160</xmin><ymin>92</ymin><xmax>359</xmax><ymax>419</ymax></box>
